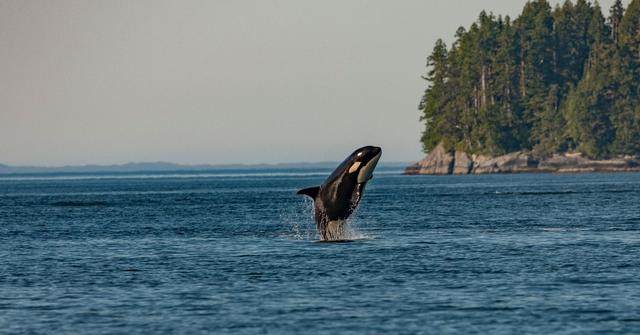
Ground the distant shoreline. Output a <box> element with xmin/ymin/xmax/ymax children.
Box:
<box><xmin>0</xmin><ymin>161</ymin><xmax>410</xmax><ymax>176</ymax></box>
<box><xmin>405</xmin><ymin>143</ymin><xmax>640</xmax><ymax>175</ymax></box>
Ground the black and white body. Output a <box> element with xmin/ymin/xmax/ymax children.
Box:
<box><xmin>297</xmin><ymin>146</ymin><xmax>382</xmax><ymax>241</ymax></box>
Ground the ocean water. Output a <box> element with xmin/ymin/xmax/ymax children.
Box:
<box><xmin>2</xmin><ymin>169</ymin><xmax>640</xmax><ymax>334</ymax></box>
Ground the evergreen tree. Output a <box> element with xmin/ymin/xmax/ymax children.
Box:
<box><xmin>562</xmin><ymin>39</ymin><xmax>616</xmax><ymax>158</ymax></box>
<box><xmin>514</xmin><ymin>0</ymin><xmax>555</xmax><ymax>148</ymax></box>
<box><xmin>609</xmin><ymin>0</ymin><xmax>625</xmax><ymax>43</ymax></box>
<box><xmin>618</xmin><ymin>0</ymin><xmax>640</xmax><ymax>73</ymax></box>
<box><xmin>611</xmin><ymin>0</ymin><xmax>640</xmax><ymax>153</ymax></box>
<box><xmin>419</xmin><ymin>39</ymin><xmax>451</xmax><ymax>152</ymax></box>
<box><xmin>417</xmin><ymin>0</ymin><xmax>640</xmax><ymax>158</ymax></box>
<box><xmin>532</xmin><ymin>85</ymin><xmax>564</xmax><ymax>156</ymax></box>
<box><xmin>491</xmin><ymin>16</ymin><xmax>522</xmax><ymax>153</ymax></box>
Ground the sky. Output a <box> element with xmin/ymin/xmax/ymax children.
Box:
<box><xmin>0</xmin><ymin>0</ymin><xmax>627</xmax><ymax>166</ymax></box>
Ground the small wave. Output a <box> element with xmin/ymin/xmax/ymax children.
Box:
<box><xmin>541</xmin><ymin>228</ymin><xmax>567</xmax><ymax>232</ymax></box>
<box><xmin>314</xmin><ymin>235</ymin><xmax>376</xmax><ymax>243</ymax></box>
<box><xmin>341</xmin><ymin>225</ymin><xmax>375</xmax><ymax>241</ymax></box>
<box><xmin>425</xmin><ymin>189</ymin><xmax>634</xmax><ymax>197</ymax></box>
<box><xmin>487</xmin><ymin>190</ymin><xmax>580</xmax><ymax>196</ymax></box>
<box><xmin>491</xmin><ymin>189</ymin><xmax>633</xmax><ymax>196</ymax></box>
<box><xmin>0</xmin><ymin>172</ymin><xmax>332</xmax><ymax>181</ymax></box>
<box><xmin>50</xmin><ymin>201</ymin><xmax>110</xmax><ymax>207</ymax></box>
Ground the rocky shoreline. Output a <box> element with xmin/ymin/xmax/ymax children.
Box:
<box><xmin>404</xmin><ymin>143</ymin><xmax>640</xmax><ymax>175</ymax></box>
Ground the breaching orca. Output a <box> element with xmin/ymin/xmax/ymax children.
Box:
<box><xmin>297</xmin><ymin>146</ymin><xmax>382</xmax><ymax>241</ymax></box>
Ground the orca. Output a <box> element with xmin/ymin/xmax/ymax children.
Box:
<box><xmin>297</xmin><ymin>146</ymin><xmax>382</xmax><ymax>241</ymax></box>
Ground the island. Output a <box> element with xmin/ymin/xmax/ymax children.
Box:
<box><xmin>407</xmin><ymin>0</ymin><xmax>640</xmax><ymax>175</ymax></box>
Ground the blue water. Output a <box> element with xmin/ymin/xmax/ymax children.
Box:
<box><xmin>2</xmin><ymin>169</ymin><xmax>640</xmax><ymax>334</ymax></box>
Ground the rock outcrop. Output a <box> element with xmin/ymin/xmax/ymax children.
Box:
<box><xmin>404</xmin><ymin>142</ymin><xmax>640</xmax><ymax>175</ymax></box>
<box><xmin>453</xmin><ymin>151</ymin><xmax>473</xmax><ymax>175</ymax></box>
<box><xmin>403</xmin><ymin>162</ymin><xmax>421</xmax><ymax>175</ymax></box>
<box><xmin>538</xmin><ymin>153</ymin><xmax>640</xmax><ymax>172</ymax></box>
<box><xmin>413</xmin><ymin>142</ymin><xmax>455</xmax><ymax>175</ymax></box>
<box><xmin>472</xmin><ymin>151</ymin><xmax>538</xmax><ymax>174</ymax></box>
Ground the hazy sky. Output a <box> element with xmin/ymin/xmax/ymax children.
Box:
<box><xmin>0</xmin><ymin>0</ymin><xmax>626</xmax><ymax>165</ymax></box>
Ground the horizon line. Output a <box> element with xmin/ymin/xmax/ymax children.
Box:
<box><xmin>0</xmin><ymin>160</ymin><xmax>412</xmax><ymax>170</ymax></box>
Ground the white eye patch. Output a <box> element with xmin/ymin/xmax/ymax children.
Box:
<box><xmin>348</xmin><ymin>161</ymin><xmax>361</xmax><ymax>173</ymax></box>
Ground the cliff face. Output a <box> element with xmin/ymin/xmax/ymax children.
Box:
<box><xmin>413</xmin><ymin>143</ymin><xmax>454</xmax><ymax>174</ymax></box>
<box><xmin>405</xmin><ymin>143</ymin><xmax>640</xmax><ymax>175</ymax></box>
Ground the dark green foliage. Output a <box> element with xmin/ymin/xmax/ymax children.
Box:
<box><xmin>419</xmin><ymin>39</ymin><xmax>456</xmax><ymax>152</ymax></box>
<box><xmin>419</xmin><ymin>0</ymin><xmax>640</xmax><ymax>159</ymax></box>
<box><xmin>610</xmin><ymin>0</ymin><xmax>625</xmax><ymax>42</ymax></box>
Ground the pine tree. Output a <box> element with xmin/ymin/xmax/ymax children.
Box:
<box><xmin>532</xmin><ymin>85</ymin><xmax>564</xmax><ymax>156</ymax></box>
<box><xmin>514</xmin><ymin>0</ymin><xmax>555</xmax><ymax>148</ymax></box>
<box><xmin>609</xmin><ymin>0</ymin><xmax>625</xmax><ymax>43</ymax></box>
<box><xmin>417</xmin><ymin>0</ymin><xmax>640</xmax><ymax>158</ymax></box>
<box><xmin>419</xmin><ymin>39</ymin><xmax>451</xmax><ymax>152</ymax></box>
<box><xmin>562</xmin><ymin>40</ymin><xmax>616</xmax><ymax>158</ymax></box>
<box><xmin>610</xmin><ymin>0</ymin><xmax>640</xmax><ymax>154</ymax></box>
<box><xmin>618</xmin><ymin>0</ymin><xmax>640</xmax><ymax>72</ymax></box>
<box><xmin>491</xmin><ymin>15</ymin><xmax>522</xmax><ymax>153</ymax></box>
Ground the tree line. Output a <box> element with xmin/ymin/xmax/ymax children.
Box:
<box><xmin>419</xmin><ymin>0</ymin><xmax>640</xmax><ymax>159</ymax></box>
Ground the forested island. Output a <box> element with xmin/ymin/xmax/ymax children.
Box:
<box><xmin>406</xmin><ymin>0</ymin><xmax>640</xmax><ymax>174</ymax></box>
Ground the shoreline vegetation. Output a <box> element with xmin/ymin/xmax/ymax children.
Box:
<box><xmin>404</xmin><ymin>142</ymin><xmax>640</xmax><ymax>175</ymax></box>
<box><xmin>410</xmin><ymin>0</ymin><xmax>640</xmax><ymax>174</ymax></box>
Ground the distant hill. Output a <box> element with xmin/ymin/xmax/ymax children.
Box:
<box><xmin>418</xmin><ymin>0</ymin><xmax>640</xmax><ymax>160</ymax></box>
<box><xmin>0</xmin><ymin>161</ymin><xmax>410</xmax><ymax>175</ymax></box>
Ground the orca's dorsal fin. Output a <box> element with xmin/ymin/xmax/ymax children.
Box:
<box><xmin>297</xmin><ymin>186</ymin><xmax>320</xmax><ymax>199</ymax></box>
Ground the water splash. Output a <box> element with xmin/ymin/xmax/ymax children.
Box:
<box><xmin>279</xmin><ymin>197</ymin><xmax>375</xmax><ymax>241</ymax></box>
<box><xmin>342</xmin><ymin>212</ymin><xmax>376</xmax><ymax>241</ymax></box>
<box><xmin>279</xmin><ymin>197</ymin><xmax>316</xmax><ymax>240</ymax></box>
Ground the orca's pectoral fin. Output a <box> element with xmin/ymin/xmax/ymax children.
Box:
<box><xmin>297</xmin><ymin>186</ymin><xmax>320</xmax><ymax>199</ymax></box>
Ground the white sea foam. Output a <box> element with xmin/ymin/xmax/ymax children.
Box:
<box><xmin>279</xmin><ymin>197</ymin><xmax>375</xmax><ymax>242</ymax></box>
<box><xmin>279</xmin><ymin>197</ymin><xmax>316</xmax><ymax>241</ymax></box>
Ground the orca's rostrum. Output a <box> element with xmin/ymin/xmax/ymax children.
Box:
<box><xmin>297</xmin><ymin>146</ymin><xmax>382</xmax><ymax>241</ymax></box>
